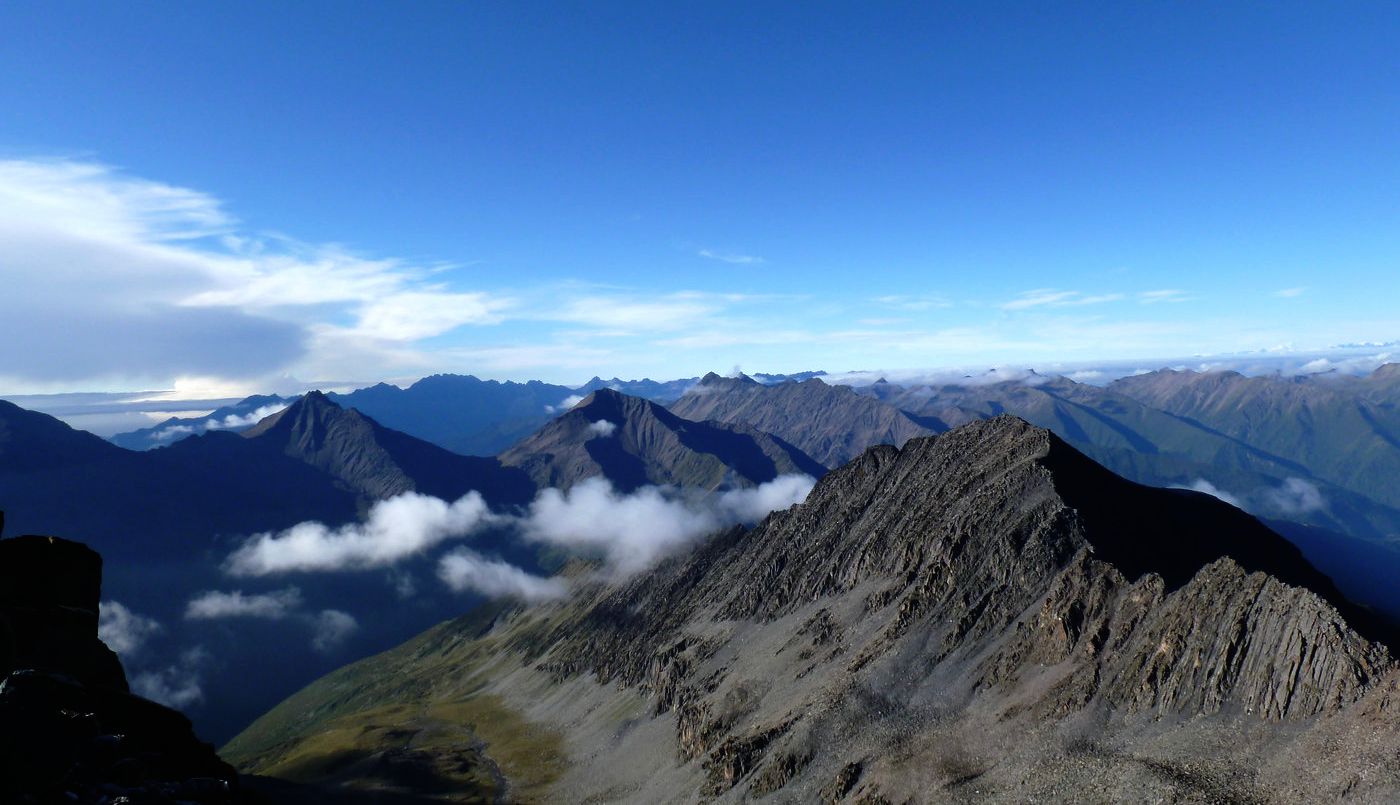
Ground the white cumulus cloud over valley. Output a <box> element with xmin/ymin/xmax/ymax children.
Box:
<box><xmin>225</xmin><ymin>491</ymin><xmax>500</xmax><ymax>575</ymax></box>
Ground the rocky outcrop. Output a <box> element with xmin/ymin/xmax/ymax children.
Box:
<box><xmin>0</xmin><ymin>514</ymin><xmax>240</xmax><ymax>804</ymax></box>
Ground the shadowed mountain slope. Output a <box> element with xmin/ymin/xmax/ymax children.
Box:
<box><xmin>669</xmin><ymin>373</ymin><xmax>931</xmax><ymax>467</ymax></box>
<box><xmin>875</xmin><ymin>374</ymin><xmax>1400</xmax><ymax>540</ymax></box>
<box><xmin>226</xmin><ymin>416</ymin><xmax>1399</xmax><ymax>802</ymax></box>
<box><xmin>499</xmin><ymin>388</ymin><xmax>824</xmax><ymax>492</ymax></box>
<box><xmin>1110</xmin><ymin>366</ymin><xmax>1400</xmax><ymax>512</ymax></box>
<box><xmin>0</xmin><ymin>393</ymin><xmax>533</xmax><ymax>560</ymax></box>
<box><xmin>244</xmin><ymin>391</ymin><xmax>534</xmax><ymax>506</ymax></box>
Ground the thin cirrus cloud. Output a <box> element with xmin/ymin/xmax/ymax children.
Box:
<box><xmin>698</xmin><ymin>248</ymin><xmax>765</xmax><ymax>265</ymax></box>
<box><xmin>1274</xmin><ymin>287</ymin><xmax>1307</xmax><ymax>298</ymax></box>
<box><xmin>1137</xmin><ymin>289</ymin><xmax>1192</xmax><ymax>304</ymax></box>
<box><xmin>1000</xmin><ymin>289</ymin><xmax>1127</xmax><ymax>311</ymax></box>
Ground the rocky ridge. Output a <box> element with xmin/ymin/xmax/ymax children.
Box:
<box><xmin>669</xmin><ymin>372</ymin><xmax>932</xmax><ymax>467</ymax></box>
<box><xmin>499</xmin><ymin>388</ymin><xmax>825</xmax><ymax>493</ymax></box>
<box><xmin>227</xmin><ymin>416</ymin><xmax>1400</xmax><ymax>801</ymax></box>
<box><xmin>0</xmin><ymin>511</ymin><xmax>241</xmax><ymax>803</ymax></box>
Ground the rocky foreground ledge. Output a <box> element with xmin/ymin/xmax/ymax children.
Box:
<box><xmin>0</xmin><ymin>511</ymin><xmax>241</xmax><ymax>804</ymax></box>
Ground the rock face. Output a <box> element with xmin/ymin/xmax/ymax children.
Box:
<box><xmin>499</xmin><ymin>388</ymin><xmax>825</xmax><ymax>492</ymax></box>
<box><xmin>0</xmin><ymin>516</ymin><xmax>240</xmax><ymax>803</ymax></box>
<box><xmin>227</xmin><ymin>416</ymin><xmax>1400</xmax><ymax>802</ymax></box>
<box><xmin>669</xmin><ymin>372</ymin><xmax>933</xmax><ymax>467</ymax></box>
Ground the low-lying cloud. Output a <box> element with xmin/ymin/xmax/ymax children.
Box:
<box><xmin>1260</xmin><ymin>477</ymin><xmax>1326</xmax><ymax>516</ymax></box>
<box><xmin>1177</xmin><ymin>476</ymin><xmax>1327</xmax><ymax>518</ymax></box>
<box><xmin>226</xmin><ymin>491</ymin><xmax>499</xmax><ymax>575</ymax></box>
<box><xmin>437</xmin><ymin>548</ymin><xmax>568</xmax><ymax>602</ymax></box>
<box><xmin>586</xmin><ymin>419</ymin><xmax>618</xmax><ymax>437</ymax></box>
<box><xmin>546</xmin><ymin>394</ymin><xmax>584</xmax><ymax>414</ymax></box>
<box><xmin>205</xmin><ymin>402</ymin><xmax>288</xmax><ymax>431</ymax></box>
<box><xmin>222</xmin><ymin>474</ymin><xmax>817</xmax><ymax>602</ymax></box>
<box><xmin>520</xmin><ymin>474</ymin><xmax>816</xmax><ymax>579</ymax></box>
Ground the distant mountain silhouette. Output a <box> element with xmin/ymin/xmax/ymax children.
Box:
<box><xmin>328</xmin><ymin>374</ymin><xmax>580</xmax><ymax>456</ymax></box>
<box><xmin>109</xmin><ymin>394</ymin><xmax>290</xmax><ymax>450</ymax></box>
<box><xmin>0</xmin><ymin>393</ymin><xmax>532</xmax><ymax>560</ymax></box>
<box><xmin>499</xmin><ymin>388</ymin><xmax>825</xmax><ymax>492</ymax></box>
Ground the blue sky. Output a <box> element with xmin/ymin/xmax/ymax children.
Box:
<box><xmin>2</xmin><ymin>2</ymin><xmax>1399</xmax><ymax>394</ymax></box>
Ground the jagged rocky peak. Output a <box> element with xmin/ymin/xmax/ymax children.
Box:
<box><xmin>240</xmin><ymin>388</ymin><xmax>342</xmax><ymax>438</ymax></box>
<box><xmin>548</xmin><ymin>415</ymin><xmax>1389</xmax><ymax>726</ymax></box>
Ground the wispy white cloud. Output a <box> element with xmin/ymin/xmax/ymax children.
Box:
<box><xmin>185</xmin><ymin>587</ymin><xmax>303</xmax><ymax>619</ymax></box>
<box><xmin>545</xmin><ymin>393</ymin><xmax>584</xmax><ymax>413</ymax></box>
<box><xmin>871</xmin><ymin>294</ymin><xmax>952</xmax><ymax>311</ymax></box>
<box><xmin>551</xmin><ymin>294</ymin><xmax>722</xmax><ymax>333</ymax></box>
<box><xmin>310</xmin><ymin>609</ymin><xmax>359</xmax><ymax>652</ymax></box>
<box><xmin>1138</xmin><ymin>289</ymin><xmax>1192</xmax><ymax>304</ymax></box>
<box><xmin>1001</xmin><ymin>289</ymin><xmax>1126</xmax><ymax>311</ymax></box>
<box><xmin>1274</xmin><ymin>287</ymin><xmax>1307</xmax><ymax>298</ymax></box>
<box><xmin>698</xmin><ymin>248</ymin><xmax>765</xmax><ymax>265</ymax></box>
<box><xmin>98</xmin><ymin>601</ymin><xmax>162</xmax><ymax>658</ymax></box>
<box><xmin>437</xmin><ymin>549</ymin><xmax>568</xmax><ymax>602</ymax></box>
<box><xmin>0</xmin><ymin>158</ymin><xmax>512</xmax><ymax>390</ymax></box>
<box><xmin>131</xmin><ymin>647</ymin><xmax>210</xmax><ymax>710</ymax></box>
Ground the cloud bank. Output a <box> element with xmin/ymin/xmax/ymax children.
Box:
<box><xmin>222</xmin><ymin>474</ymin><xmax>817</xmax><ymax>600</ymax></box>
<box><xmin>520</xmin><ymin>474</ymin><xmax>815</xmax><ymax>579</ymax></box>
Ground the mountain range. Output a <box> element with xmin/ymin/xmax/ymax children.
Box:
<box><xmin>224</xmin><ymin>416</ymin><xmax>1400</xmax><ymax>801</ymax></box>
<box><xmin>670</xmin><ymin>372</ymin><xmax>933</xmax><ymax>467</ymax></box>
<box><xmin>10</xmin><ymin>361</ymin><xmax>1400</xmax><ymax>799</ymax></box>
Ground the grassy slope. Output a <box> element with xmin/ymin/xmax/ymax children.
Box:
<box><xmin>224</xmin><ymin>606</ymin><xmax>568</xmax><ymax>803</ymax></box>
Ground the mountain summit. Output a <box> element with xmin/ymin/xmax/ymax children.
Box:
<box><xmin>499</xmin><ymin>388</ymin><xmax>824</xmax><ymax>492</ymax></box>
<box><xmin>227</xmin><ymin>415</ymin><xmax>1396</xmax><ymax>801</ymax></box>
